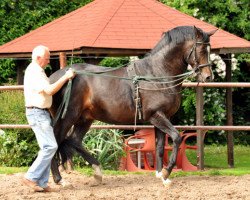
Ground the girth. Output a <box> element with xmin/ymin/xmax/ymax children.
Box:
<box><xmin>127</xmin><ymin>63</ymin><xmax>143</xmax><ymax>122</ymax></box>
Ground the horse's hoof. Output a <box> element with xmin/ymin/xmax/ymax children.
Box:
<box><xmin>92</xmin><ymin>164</ymin><xmax>103</xmax><ymax>183</ymax></box>
<box><xmin>57</xmin><ymin>179</ymin><xmax>73</xmax><ymax>188</ymax></box>
<box><xmin>53</xmin><ymin>176</ymin><xmax>62</xmax><ymax>184</ymax></box>
<box><xmin>58</xmin><ymin>165</ymin><xmax>65</xmax><ymax>172</ymax></box>
<box><xmin>161</xmin><ymin>178</ymin><xmax>172</xmax><ymax>187</ymax></box>
<box><xmin>65</xmin><ymin>169</ymin><xmax>74</xmax><ymax>174</ymax></box>
<box><xmin>161</xmin><ymin>168</ymin><xmax>170</xmax><ymax>180</ymax></box>
<box><xmin>155</xmin><ymin>171</ymin><xmax>162</xmax><ymax>178</ymax></box>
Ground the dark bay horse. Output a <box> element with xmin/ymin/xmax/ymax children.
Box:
<box><xmin>49</xmin><ymin>26</ymin><xmax>216</xmax><ymax>186</ymax></box>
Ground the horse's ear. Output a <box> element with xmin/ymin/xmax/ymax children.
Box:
<box><xmin>193</xmin><ymin>26</ymin><xmax>203</xmax><ymax>39</ymax></box>
<box><xmin>207</xmin><ymin>29</ymin><xmax>218</xmax><ymax>37</ymax></box>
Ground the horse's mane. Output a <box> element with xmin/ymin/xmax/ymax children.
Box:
<box><xmin>149</xmin><ymin>26</ymin><xmax>209</xmax><ymax>56</ymax></box>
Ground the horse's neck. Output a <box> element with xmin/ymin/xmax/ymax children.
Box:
<box><xmin>139</xmin><ymin>48</ymin><xmax>187</xmax><ymax>78</ymax></box>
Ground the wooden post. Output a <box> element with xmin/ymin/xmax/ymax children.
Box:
<box><xmin>59</xmin><ymin>52</ymin><xmax>67</xmax><ymax>68</ymax></box>
<box><xmin>196</xmin><ymin>86</ymin><xmax>205</xmax><ymax>170</ymax></box>
<box><xmin>221</xmin><ymin>54</ymin><xmax>234</xmax><ymax>168</ymax></box>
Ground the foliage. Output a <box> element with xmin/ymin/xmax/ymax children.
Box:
<box><xmin>0</xmin><ymin>59</ymin><xmax>16</xmax><ymax>84</ymax></box>
<box><xmin>0</xmin><ymin>91</ymin><xmax>38</xmax><ymax>166</ymax></box>
<box><xmin>0</xmin><ymin>129</ymin><xmax>38</xmax><ymax>166</ymax></box>
<box><xmin>231</xmin><ymin>56</ymin><xmax>250</xmax><ymax>145</ymax></box>
<box><xmin>0</xmin><ymin>0</ymin><xmax>92</xmax><ymax>45</ymax></box>
<box><xmin>73</xmin><ymin>121</ymin><xmax>125</xmax><ymax>170</ymax></box>
<box><xmin>160</xmin><ymin>0</ymin><xmax>250</xmax><ymax>40</ymax></box>
<box><xmin>100</xmin><ymin>57</ymin><xmax>130</xmax><ymax>68</ymax></box>
<box><xmin>0</xmin><ymin>91</ymin><xmax>26</xmax><ymax>124</ymax></box>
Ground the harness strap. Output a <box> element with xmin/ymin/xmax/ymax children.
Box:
<box><xmin>127</xmin><ymin>63</ymin><xmax>143</xmax><ymax>125</ymax></box>
<box><xmin>53</xmin><ymin>79</ymin><xmax>72</xmax><ymax>126</ymax></box>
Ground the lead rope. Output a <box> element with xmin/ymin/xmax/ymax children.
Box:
<box><xmin>53</xmin><ymin>79</ymin><xmax>72</xmax><ymax>126</ymax></box>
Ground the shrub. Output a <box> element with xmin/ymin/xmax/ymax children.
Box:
<box><xmin>0</xmin><ymin>90</ymin><xmax>38</xmax><ymax>166</ymax></box>
<box><xmin>73</xmin><ymin>121</ymin><xmax>125</xmax><ymax>170</ymax></box>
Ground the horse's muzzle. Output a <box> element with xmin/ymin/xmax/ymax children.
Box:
<box><xmin>197</xmin><ymin>72</ymin><xmax>213</xmax><ymax>82</ymax></box>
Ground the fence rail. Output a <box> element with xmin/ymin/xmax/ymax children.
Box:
<box><xmin>1</xmin><ymin>82</ymin><xmax>250</xmax><ymax>90</ymax></box>
<box><xmin>0</xmin><ymin>124</ymin><xmax>250</xmax><ymax>131</ymax></box>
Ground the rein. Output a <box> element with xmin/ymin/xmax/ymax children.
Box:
<box><xmin>53</xmin><ymin>68</ymin><xmax>196</xmax><ymax>126</ymax></box>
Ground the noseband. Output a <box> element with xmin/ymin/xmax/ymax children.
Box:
<box><xmin>186</xmin><ymin>40</ymin><xmax>211</xmax><ymax>73</ymax></box>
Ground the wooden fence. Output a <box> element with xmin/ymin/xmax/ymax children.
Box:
<box><xmin>0</xmin><ymin>82</ymin><xmax>250</xmax><ymax>170</ymax></box>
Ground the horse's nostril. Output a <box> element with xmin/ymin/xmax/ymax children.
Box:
<box><xmin>206</xmin><ymin>75</ymin><xmax>212</xmax><ymax>82</ymax></box>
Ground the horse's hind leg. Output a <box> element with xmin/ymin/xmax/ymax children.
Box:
<box><xmin>150</xmin><ymin>111</ymin><xmax>182</xmax><ymax>186</ymax></box>
<box><xmin>61</xmin><ymin>119</ymin><xmax>103</xmax><ymax>183</ymax></box>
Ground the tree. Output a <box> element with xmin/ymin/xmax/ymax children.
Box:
<box><xmin>160</xmin><ymin>0</ymin><xmax>249</xmax><ymax>40</ymax></box>
<box><xmin>0</xmin><ymin>0</ymin><xmax>92</xmax><ymax>83</ymax></box>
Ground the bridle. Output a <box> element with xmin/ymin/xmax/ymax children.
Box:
<box><xmin>186</xmin><ymin>40</ymin><xmax>212</xmax><ymax>74</ymax></box>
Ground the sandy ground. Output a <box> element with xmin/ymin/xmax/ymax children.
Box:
<box><xmin>0</xmin><ymin>171</ymin><xmax>249</xmax><ymax>200</ymax></box>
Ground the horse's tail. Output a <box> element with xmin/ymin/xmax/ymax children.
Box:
<box><xmin>58</xmin><ymin>138</ymin><xmax>77</xmax><ymax>167</ymax></box>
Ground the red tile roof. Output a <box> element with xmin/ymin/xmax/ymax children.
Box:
<box><xmin>0</xmin><ymin>0</ymin><xmax>249</xmax><ymax>56</ymax></box>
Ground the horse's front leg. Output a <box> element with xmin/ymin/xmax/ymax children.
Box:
<box><xmin>150</xmin><ymin>111</ymin><xmax>182</xmax><ymax>186</ymax></box>
<box><xmin>155</xmin><ymin>127</ymin><xmax>166</xmax><ymax>178</ymax></box>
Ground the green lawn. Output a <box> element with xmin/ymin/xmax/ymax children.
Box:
<box><xmin>180</xmin><ymin>144</ymin><xmax>250</xmax><ymax>176</ymax></box>
<box><xmin>0</xmin><ymin>145</ymin><xmax>249</xmax><ymax>177</ymax></box>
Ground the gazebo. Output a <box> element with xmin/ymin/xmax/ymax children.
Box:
<box><xmin>0</xmin><ymin>0</ymin><xmax>249</xmax><ymax>74</ymax></box>
<box><xmin>0</xmin><ymin>0</ymin><xmax>249</xmax><ymax>169</ymax></box>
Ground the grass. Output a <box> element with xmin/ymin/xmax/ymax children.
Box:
<box><xmin>0</xmin><ymin>145</ymin><xmax>249</xmax><ymax>177</ymax></box>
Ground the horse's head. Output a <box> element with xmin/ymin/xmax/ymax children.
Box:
<box><xmin>186</xmin><ymin>26</ymin><xmax>217</xmax><ymax>82</ymax></box>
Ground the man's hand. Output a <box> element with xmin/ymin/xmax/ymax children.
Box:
<box><xmin>65</xmin><ymin>68</ymin><xmax>76</xmax><ymax>80</ymax></box>
<box><xmin>43</xmin><ymin>68</ymin><xmax>76</xmax><ymax>96</ymax></box>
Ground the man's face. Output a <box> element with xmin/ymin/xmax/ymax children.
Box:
<box><xmin>38</xmin><ymin>50</ymin><xmax>50</xmax><ymax>68</ymax></box>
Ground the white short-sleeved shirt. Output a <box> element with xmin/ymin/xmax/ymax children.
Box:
<box><xmin>24</xmin><ymin>62</ymin><xmax>52</xmax><ymax>108</ymax></box>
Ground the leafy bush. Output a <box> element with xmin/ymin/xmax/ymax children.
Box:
<box><xmin>0</xmin><ymin>91</ymin><xmax>38</xmax><ymax>166</ymax></box>
<box><xmin>0</xmin><ymin>129</ymin><xmax>38</xmax><ymax>166</ymax></box>
<box><xmin>0</xmin><ymin>59</ymin><xmax>16</xmax><ymax>84</ymax></box>
<box><xmin>72</xmin><ymin>121</ymin><xmax>125</xmax><ymax>170</ymax></box>
<box><xmin>84</xmin><ymin>123</ymin><xmax>125</xmax><ymax>170</ymax></box>
<box><xmin>100</xmin><ymin>57</ymin><xmax>130</xmax><ymax>68</ymax></box>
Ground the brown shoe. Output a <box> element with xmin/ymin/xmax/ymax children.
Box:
<box><xmin>22</xmin><ymin>178</ymin><xmax>44</xmax><ymax>192</ymax></box>
<box><xmin>43</xmin><ymin>186</ymin><xmax>57</xmax><ymax>192</ymax></box>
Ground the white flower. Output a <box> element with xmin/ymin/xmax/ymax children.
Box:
<box><xmin>130</xmin><ymin>56</ymin><xmax>139</xmax><ymax>62</ymax></box>
<box><xmin>193</xmin><ymin>8</ymin><xmax>199</xmax><ymax>17</ymax></box>
<box><xmin>0</xmin><ymin>129</ymin><xmax>5</xmax><ymax>136</ymax></box>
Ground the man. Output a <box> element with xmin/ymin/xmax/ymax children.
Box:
<box><xmin>23</xmin><ymin>45</ymin><xmax>75</xmax><ymax>192</ymax></box>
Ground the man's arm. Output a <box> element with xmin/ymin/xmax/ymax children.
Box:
<box><xmin>42</xmin><ymin>69</ymin><xmax>76</xmax><ymax>96</ymax></box>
